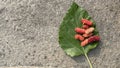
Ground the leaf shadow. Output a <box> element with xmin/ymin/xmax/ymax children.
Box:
<box><xmin>88</xmin><ymin>40</ymin><xmax>103</xmax><ymax>57</ymax></box>
<box><xmin>71</xmin><ymin>55</ymin><xmax>86</xmax><ymax>63</ymax></box>
<box><xmin>71</xmin><ymin>40</ymin><xmax>103</xmax><ymax>63</ymax></box>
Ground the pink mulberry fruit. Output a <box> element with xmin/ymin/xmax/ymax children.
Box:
<box><xmin>75</xmin><ymin>34</ymin><xmax>84</xmax><ymax>41</ymax></box>
<box><xmin>81</xmin><ymin>19</ymin><xmax>92</xmax><ymax>26</ymax></box>
<box><xmin>81</xmin><ymin>36</ymin><xmax>100</xmax><ymax>46</ymax></box>
<box><xmin>82</xmin><ymin>25</ymin><xmax>89</xmax><ymax>29</ymax></box>
<box><xmin>88</xmin><ymin>36</ymin><xmax>100</xmax><ymax>43</ymax></box>
<box><xmin>85</xmin><ymin>27</ymin><xmax>94</xmax><ymax>34</ymax></box>
<box><xmin>83</xmin><ymin>33</ymin><xmax>93</xmax><ymax>38</ymax></box>
<box><xmin>81</xmin><ymin>39</ymin><xmax>88</xmax><ymax>46</ymax></box>
<box><xmin>75</xmin><ymin>27</ymin><xmax>85</xmax><ymax>34</ymax></box>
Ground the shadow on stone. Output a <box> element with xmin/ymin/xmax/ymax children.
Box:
<box><xmin>88</xmin><ymin>40</ymin><xmax>103</xmax><ymax>57</ymax></box>
<box><xmin>71</xmin><ymin>55</ymin><xmax>86</xmax><ymax>63</ymax></box>
<box><xmin>71</xmin><ymin>40</ymin><xmax>103</xmax><ymax>63</ymax></box>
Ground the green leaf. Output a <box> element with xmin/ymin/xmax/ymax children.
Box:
<box><xmin>59</xmin><ymin>2</ymin><xmax>99</xmax><ymax>57</ymax></box>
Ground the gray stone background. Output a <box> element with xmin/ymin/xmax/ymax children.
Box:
<box><xmin>0</xmin><ymin>0</ymin><xmax>120</xmax><ymax>68</ymax></box>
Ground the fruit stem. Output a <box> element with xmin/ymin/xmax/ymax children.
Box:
<box><xmin>84</xmin><ymin>53</ymin><xmax>93</xmax><ymax>68</ymax></box>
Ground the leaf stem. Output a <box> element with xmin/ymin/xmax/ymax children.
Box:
<box><xmin>84</xmin><ymin>53</ymin><xmax>93</xmax><ymax>68</ymax></box>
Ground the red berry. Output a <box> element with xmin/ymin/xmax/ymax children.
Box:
<box><xmin>81</xmin><ymin>19</ymin><xmax>92</xmax><ymax>26</ymax></box>
<box><xmin>75</xmin><ymin>34</ymin><xmax>80</xmax><ymax>39</ymax></box>
<box><xmin>88</xmin><ymin>36</ymin><xmax>100</xmax><ymax>43</ymax></box>
<box><xmin>83</xmin><ymin>33</ymin><xmax>93</xmax><ymax>38</ymax></box>
<box><xmin>75</xmin><ymin>27</ymin><xmax>85</xmax><ymax>34</ymax></box>
<box><xmin>81</xmin><ymin>39</ymin><xmax>88</xmax><ymax>46</ymax></box>
<box><xmin>85</xmin><ymin>27</ymin><xmax>94</xmax><ymax>34</ymax></box>
<box><xmin>82</xmin><ymin>25</ymin><xmax>89</xmax><ymax>29</ymax></box>
<box><xmin>75</xmin><ymin>34</ymin><xmax>84</xmax><ymax>41</ymax></box>
<box><xmin>81</xmin><ymin>36</ymin><xmax>100</xmax><ymax>47</ymax></box>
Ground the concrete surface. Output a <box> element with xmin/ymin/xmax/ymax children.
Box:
<box><xmin>0</xmin><ymin>0</ymin><xmax>120</xmax><ymax>68</ymax></box>
<box><xmin>0</xmin><ymin>66</ymin><xmax>45</xmax><ymax>68</ymax></box>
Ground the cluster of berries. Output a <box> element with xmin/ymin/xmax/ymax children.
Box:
<box><xmin>74</xmin><ymin>19</ymin><xmax>100</xmax><ymax>46</ymax></box>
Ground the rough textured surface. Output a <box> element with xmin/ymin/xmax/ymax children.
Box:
<box><xmin>0</xmin><ymin>66</ymin><xmax>46</xmax><ymax>68</ymax></box>
<box><xmin>0</xmin><ymin>0</ymin><xmax>120</xmax><ymax>68</ymax></box>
